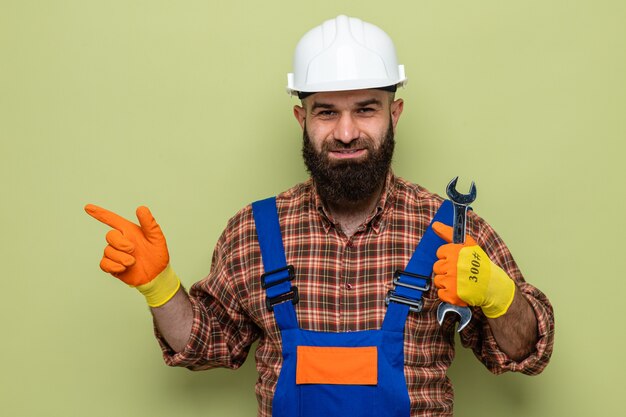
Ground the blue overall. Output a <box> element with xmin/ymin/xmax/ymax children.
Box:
<box><xmin>252</xmin><ymin>197</ymin><xmax>453</xmax><ymax>417</ymax></box>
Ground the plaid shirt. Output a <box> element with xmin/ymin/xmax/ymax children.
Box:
<box><xmin>157</xmin><ymin>172</ymin><xmax>555</xmax><ymax>416</ymax></box>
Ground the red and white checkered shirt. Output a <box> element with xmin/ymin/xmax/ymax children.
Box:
<box><xmin>157</xmin><ymin>172</ymin><xmax>554</xmax><ymax>416</ymax></box>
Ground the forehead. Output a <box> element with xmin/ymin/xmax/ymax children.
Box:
<box><xmin>303</xmin><ymin>89</ymin><xmax>391</xmax><ymax>109</ymax></box>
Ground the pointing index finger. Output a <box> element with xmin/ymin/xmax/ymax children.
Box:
<box><xmin>84</xmin><ymin>204</ymin><xmax>135</xmax><ymax>231</ymax></box>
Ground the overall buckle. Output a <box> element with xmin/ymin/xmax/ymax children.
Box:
<box><xmin>266</xmin><ymin>287</ymin><xmax>299</xmax><ymax>312</ymax></box>
<box><xmin>261</xmin><ymin>265</ymin><xmax>295</xmax><ymax>289</ymax></box>
<box><xmin>385</xmin><ymin>269</ymin><xmax>430</xmax><ymax>313</ymax></box>
<box><xmin>261</xmin><ymin>265</ymin><xmax>299</xmax><ymax>311</ymax></box>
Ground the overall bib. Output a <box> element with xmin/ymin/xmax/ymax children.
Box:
<box><xmin>252</xmin><ymin>197</ymin><xmax>453</xmax><ymax>417</ymax></box>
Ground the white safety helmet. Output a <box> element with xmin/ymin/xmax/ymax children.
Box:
<box><xmin>287</xmin><ymin>15</ymin><xmax>407</xmax><ymax>97</ymax></box>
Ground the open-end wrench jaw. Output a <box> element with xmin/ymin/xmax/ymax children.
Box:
<box><xmin>445</xmin><ymin>176</ymin><xmax>477</xmax><ymax>245</ymax></box>
<box><xmin>446</xmin><ymin>176</ymin><xmax>477</xmax><ymax>205</ymax></box>
<box><xmin>436</xmin><ymin>303</ymin><xmax>472</xmax><ymax>332</ymax></box>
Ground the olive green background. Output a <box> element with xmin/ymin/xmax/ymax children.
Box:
<box><xmin>1</xmin><ymin>0</ymin><xmax>624</xmax><ymax>416</ymax></box>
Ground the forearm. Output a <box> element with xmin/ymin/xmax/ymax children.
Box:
<box><xmin>487</xmin><ymin>285</ymin><xmax>538</xmax><ymax>361</ymax></box>
<box><xmin>151</xmin><ymin>287</ymin><xmax>194</xmax><ymax>353</ymax></box>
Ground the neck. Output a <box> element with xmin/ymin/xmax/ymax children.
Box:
<box><xmin>324</xmin><ymin>182</ymin><xmax>384</xmax><ymax>238</ymax></box>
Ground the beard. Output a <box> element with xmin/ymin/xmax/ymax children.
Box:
<box><xmin>302</xmin><ymin>121</ymin><xmax>395</xmax><ymax>205</ymax></box>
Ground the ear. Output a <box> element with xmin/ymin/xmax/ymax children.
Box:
<box><xmin>293</xmin><ymin>105</ymin><xmax>306</xmax><ymax>130</ymax></box>
<box><xmin>390</xmin><ymin>98</ymin><xmax>404</xmax><ymax>133</ymax></box>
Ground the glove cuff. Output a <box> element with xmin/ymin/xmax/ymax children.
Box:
<box><xmin>481</xmin><ymin>264</ymin><xmax>516</xmax><ymax>318</ymax></box>
<box><xmin>135</xmin><ymin>264</ymin><xmax>181</xmax><ymax>307</ymax></box>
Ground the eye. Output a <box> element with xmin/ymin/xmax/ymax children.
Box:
<box><xmin>315</xmin><ymin>110</ymin><xmax>337</xmax><ymax>118</ymax></box>
<box><xmin>357</xmin><ymin>107</ymin><xmax>376</xmax><ymax>115</ymax></box>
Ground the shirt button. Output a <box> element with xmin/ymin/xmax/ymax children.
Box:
<box><xmin>346</xmin><ymin>283</ymin><xmax>353</xmax><ymax>290</ymax></box>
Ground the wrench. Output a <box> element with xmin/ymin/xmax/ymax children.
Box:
<box><xmin>436</xmin><ymin>176</ymin><xmax>475</xmax><ymax>332</ymax></box>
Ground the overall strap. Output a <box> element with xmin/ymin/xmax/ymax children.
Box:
<box><xmin>382</xmin><ymin>200</ymin><xmax>454</xmax><ymax>332</ymax></box>
<box><xmin>251</xmin><ymin>197</ymin><xmax>299</xmax><ymax>330</ymax></box>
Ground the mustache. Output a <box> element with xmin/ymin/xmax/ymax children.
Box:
<box><xmin>322</xmin><ymin>138</ymin><xmax>374</xmax><ymax>152</ymax></box>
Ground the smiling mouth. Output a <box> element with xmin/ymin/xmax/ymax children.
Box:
<box><xmin>329</xmin><ymin>149</ymin><xmax>367</xmax><ymax>159</ymax></box>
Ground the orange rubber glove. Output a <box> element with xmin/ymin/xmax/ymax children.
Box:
<box><xmin>85</xmin><ymin>204</ymin><xmax>180</xmax><ymax>307</ymax></box>
<box><xmin>432</xmin><ymin>222</ymin><xmax>515</xmax><ymax>318</ymax></box>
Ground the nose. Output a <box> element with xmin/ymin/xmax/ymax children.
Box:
<box><xmin>333</xmin><ymin>113</ymin><xmax>360</xmax><ymax>144</ymax></box>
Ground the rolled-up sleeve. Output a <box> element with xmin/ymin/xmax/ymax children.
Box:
<box><xmin>462</xmin><ymin>282</ymin><xmax>554</xmax><ymax>375</ymax></box>
<box><xmin>154</xmin><ymin>216</ymin><xmax>261</xmax><ymax>371</ymax></box>
<box><xmin>460</xmin><ymin>212</ymin><xmax>555</xmax><ymax>375</ymax></box>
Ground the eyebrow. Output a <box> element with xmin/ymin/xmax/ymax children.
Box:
<box><xmin>310</xmin><ymin>102</ymin><xmax>335</xmax><ymax>112</ymax></box>
<box><xmin>309</xmin><ymin>98</ymin><xmax>383</xmax><ymax>112</ymax></box>
<box><xmin>355</xmin><ymin>98</ymin><xmax>383</xmax><ymax>108</ymax></box>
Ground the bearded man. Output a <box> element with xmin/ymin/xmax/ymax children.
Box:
<box><xmin>85</xmin><ymin>15</ymin><xmax>554</xmax><ymax>417</ymax></box>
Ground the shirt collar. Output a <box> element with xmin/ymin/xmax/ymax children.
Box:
<box><xmin>311</xmin><ymin>170</ymin><xmax>396</xmax><ymax>234</ymax></box>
